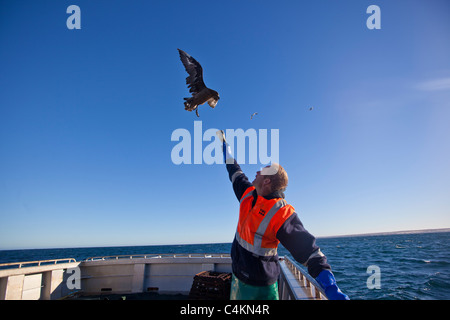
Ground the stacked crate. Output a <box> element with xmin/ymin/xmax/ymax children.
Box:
<box><xmin>189</xmin><ymin>271</ymin><xmax>232</xmax><ymax>300</ymax></box>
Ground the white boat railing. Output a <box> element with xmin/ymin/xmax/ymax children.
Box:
<box><xmin>279</xmin><ymin>256</ymin><xmax>327</xmax><ymax>300</ymax></box>
<box><xmin>84</xmin><ymin>253</ymin><xmax>231</xmax><ymax>262</ymax></box>
<box><xmin>0</xmin><ymin>258</ymin><xmax>77</xmax><ymax>270</ymax></box>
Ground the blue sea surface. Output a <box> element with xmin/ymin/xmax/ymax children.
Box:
<box><xmin>308</xmin><ymin>231</ymin><xmax>450</xmax><ymax>300</ymax></box>
<box><xmin>1</xmin><ymin>231</ymin><xmax>449</xmax><ymax>300</ymax></box>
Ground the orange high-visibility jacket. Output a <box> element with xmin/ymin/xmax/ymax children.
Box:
<box><xmin>235</xmin><ymin>186</ymin><xmax>295</xmax><ymax>257</ymax></box>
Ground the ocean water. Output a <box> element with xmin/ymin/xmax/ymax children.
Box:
<box><xmin>1</xmin><ymin>231</ymin><xmax>449</xmax><ymax>300</ymax></box>
<box><xmin>308</xmin><ymin>231</ymin><xmax>450</xmax><ymax>300</ymax></box>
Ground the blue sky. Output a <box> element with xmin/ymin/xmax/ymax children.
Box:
<box><xmin>1</xmin><ymin>0</ymin><xmax>449</xmax><ymax>249</ymax></box>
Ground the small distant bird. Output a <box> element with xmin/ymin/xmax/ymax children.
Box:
<box><xmin>309</xmin><ymin>107</ymin><xmax>314</xmax><ymax>111</ymax></box>
<box><xmin>250</xmin><ymin>112</ymin><xmax>258</xmax><ymax>120</ymax></box>
<box><xmin>178</xmin><ymin>49</ymin><xmax>220</xmax><ymax>117</ymax></box>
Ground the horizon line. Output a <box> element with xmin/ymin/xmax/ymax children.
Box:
<box><xmin>316</xmin><ymin>227</ymin><xmax>450</xmax><ymax>239</ymax></box>
<box><xmin>1</xmin><ymin>227</ymin><xmax>449</xmax><ymax>251</ymax></box>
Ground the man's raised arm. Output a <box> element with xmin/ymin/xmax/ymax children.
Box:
<box><xmin>217</xmin><ymin>130</ymin><xmax>252</xmax><ymax>201</ymax></box>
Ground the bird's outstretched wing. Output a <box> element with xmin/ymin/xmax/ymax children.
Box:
<box><xmin>178</xmin><ymin>49</ymin><xmax>207</xmax><ymax>95</ymax></box>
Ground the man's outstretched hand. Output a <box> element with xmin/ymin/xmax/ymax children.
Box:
<box><xmin>216</xmin><ymin>130</ymin><xmax>233</xmax><ymax>163</ymax></box>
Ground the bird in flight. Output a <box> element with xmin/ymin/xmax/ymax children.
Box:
<box><xmin>250</xmin><ymin>112</ymin><xmax>258</xmax><ymax>120</ymax></box>
<box><xmin>178</xmin><ymin>49</ymin><xmax>220</xmax><ymax>117</ymax></box>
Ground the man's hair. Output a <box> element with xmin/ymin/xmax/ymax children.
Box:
<box><xmin>266</xmin><ymin>163</ymin><xmax>288</xmax><ymax>192</ymax></box>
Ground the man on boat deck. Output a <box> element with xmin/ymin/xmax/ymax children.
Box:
<box><xmin>219</xmin><ymin>132</ymin><xmax>349</xmax><ymax>300</ymax></box>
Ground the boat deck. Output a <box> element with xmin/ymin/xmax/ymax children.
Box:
<box><xmin>0</xmin><ymin>254</ymin><xmax>326</xmax><ymax>300</ymax></box>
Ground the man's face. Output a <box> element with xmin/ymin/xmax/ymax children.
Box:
<box><xmin>252</xmin><ymin>170</ymin><xmax>263</xmax><ymax>187</ymax></box>
<box><xmin>252</xmin><ymin>166</ymin><xmax>271</xmax><ymax>190</ymax></box>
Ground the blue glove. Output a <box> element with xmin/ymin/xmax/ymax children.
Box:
<box><xmin>315</xmin><ymin>270</ymin><xmax>349</xmax><ymax>300</ymax></box>
<box><xmin>216</xmin><ymin>130</ymin><xmax>234</xmax><ymax>164</ymax></box>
